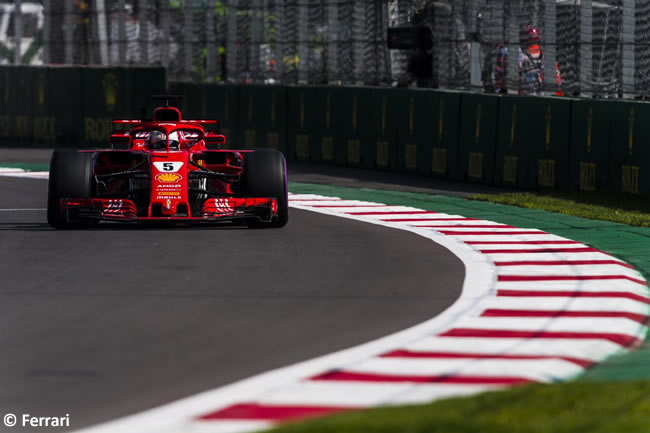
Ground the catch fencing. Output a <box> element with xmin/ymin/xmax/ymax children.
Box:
<box><xmin>2</xmin><ymin>1</ymin><xmax>650</xmax><ymax>97</ymax></box>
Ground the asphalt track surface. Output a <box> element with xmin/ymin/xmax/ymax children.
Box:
<box><xmin>0</xmin><ymin>175</ymin><xmax>464</xmax><ymax>431</ymax></box>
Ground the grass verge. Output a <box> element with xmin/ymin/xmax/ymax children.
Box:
<box><xmin>0</xmin><ymin>162</ymin><xmax>49</xmax><ymax>171</ymax></box>
<box><xmin>267</xmin><ymin>381</ymin><xmax>650</xmax><ymax>433</ymax></box>
<box><xmin>470</xmin><ymin>191</ymin><xmax>650</xmax><ymax>227</ymax></box>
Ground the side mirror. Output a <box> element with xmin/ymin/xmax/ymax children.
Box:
<box><xmin>110</xmin><ymin>133</ymin><xmax>132</xmax><ymax>149</ymax></box>
<box><xmin>205</xmin><ymin>134</ymin><xmax>226</xmax><ymax>149</ymax></box>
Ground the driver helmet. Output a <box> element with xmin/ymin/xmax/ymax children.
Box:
<box><xmin>168</xmin><ymin>131</ymin><xmax>181</xmax><ymax>150</ymax></box>
<box><xmin>148</xmin><ymin>130</ymin><xmax>167</xmax><ymax>149</ymax></box>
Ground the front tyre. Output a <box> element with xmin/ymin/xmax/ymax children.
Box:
<box><xmin>47</xmin><ymin>150</ymin><xmax>95</xmax><ymax>229</ymax></box>
<box><xmin>241</xmin><ymin>148</ymin><xmax>288</xmax><ymax>228</ymax></box>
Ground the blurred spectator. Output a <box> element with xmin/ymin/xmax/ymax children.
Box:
<box><xmin>489</xmin><ymin>24</ymin><xmax>553</xmax><ymax>96</ymax></box>
<box><xmin>518</xmin><ymin>24</ymin><xmax>543</xmax><ymax>95</ymax></box>
<box><xmin>520</xmin><ymin>25</ymin><xmax>563</xmax><ymax>96</ymax></box>
<box><xmin>491</xmin><ymin>42</ymin><xmax>508</xmax><ymax>94</ymax></box>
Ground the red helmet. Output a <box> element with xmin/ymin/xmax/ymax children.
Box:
<box><xmin>520</xmin><ymin>24</ymin><xmax>540</xmax><ymax>44</ymax></box>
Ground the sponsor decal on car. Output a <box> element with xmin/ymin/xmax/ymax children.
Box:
<box><xmin>156</xmin><ymin>183</ymin><xmax>182</xmax><ymax>190</ymax></box>
<box><xmin>153</xmin><ymin>161</ymin><xmax>184</xmax><ymax>173</ymax></box>
<box><xmin>155</xmin><ymin>173</ymin><xmax>183</xmax><ymax>183</ymax></box>
<box><xmin>156</xmin><ymin>192</ymin><xmax>181</xmax><ymax>200</ymax></box>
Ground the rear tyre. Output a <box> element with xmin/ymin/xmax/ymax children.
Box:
<box><xmin>47</xmin><ymin>150</ymin><xmax>95</xmax><ymax>229</ymax></box>
<box><xmin>240</xmin><ymin>148</ymin><xmax>288</xmax><ymax>228</ymax></box>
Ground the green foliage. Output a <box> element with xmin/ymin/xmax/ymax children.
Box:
<box><xmin>470</xmin><ymin>191</ymin><xmax>650</xmax><ymax>227</ymax></box>
<box><xmin>214</xmin><ymin>1</ymin><xmax>228</xmax><ymax>17</ymax></box>
<box><xmin>267</xmin><ymin>381</ymin><xmax>650</xmax><ymax>433</ymax></box>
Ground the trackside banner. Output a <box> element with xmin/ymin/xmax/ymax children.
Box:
<box><xmin>0</xmin><ymin>65</ymin><xmax>166</xmax><ymax>148</ymax></box>
<box><xmin>3</xmin><ymin>67</ymin><xmax>650</xmax><ymax>195</ymax></box>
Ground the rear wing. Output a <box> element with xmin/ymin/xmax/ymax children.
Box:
<box><xmin>111</xmin><ymin>119</ymin><xmax>141</xmax><ymax>133</ymax></box>
<box><xmin>181</xmin><ymin>119</ymin><xmax>221</xmax><ymax>134</ymax></box>
<box><xmin>111</xmin><ymin>119</ymin><xmax>222</xmax><ymax>136</ymax></box>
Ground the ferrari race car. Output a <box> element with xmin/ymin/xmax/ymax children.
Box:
<box><xmin>47</xmin><ymin>96</ymin><xmax>288</xmax><ymax>229</ymax></box>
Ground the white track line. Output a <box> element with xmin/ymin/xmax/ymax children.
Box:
<box><xmin>480</xmin><ymin>297</ymin><xmax>648</xmax><ymax>314</ymax></box>
<box><xmin>0</xmin><ymin>169</ymin><xmax>49</xmax><ymax>179</ymax></box>
<box><xmin>253</xmin><ymin>380</ymin><xmax>502</xmax><ymax>407</ymax></box>
<box><xmin>402</xmin><ymin>336</ymin><xmax>622</xmax><ymax>361</ymax></box>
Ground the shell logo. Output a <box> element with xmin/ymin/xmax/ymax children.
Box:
<box><xmin>155</xmin><ymin>173</ymin><xmax>182</xmax><ymax>183</ymax></box>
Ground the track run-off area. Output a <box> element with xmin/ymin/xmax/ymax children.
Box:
<box><xmin>1</xmin><ymin>169</ymin><xmax>649</xmax><ymax>433</ymax></box>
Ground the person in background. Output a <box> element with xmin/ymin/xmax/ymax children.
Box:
<box><xmin>489</xmin><ymin>24</ymin><xmax>562</xmax><ymax>96</ymax></box>
<box><xmin>518</xmin><ymin>24</ymin><xmax>544</xmax><ymax>95</ymax></box>
<box><xmin>491</xmin><ymin>42</ymin><xmax>508</xmax><ymax>94</ymax></box>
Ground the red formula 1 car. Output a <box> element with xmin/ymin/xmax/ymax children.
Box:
<box><xmin>47</xmin><ymin>96</ymin><xmax>288</xmax><ymax>229</ymax></box>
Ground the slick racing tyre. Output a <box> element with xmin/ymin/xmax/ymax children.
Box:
<box><xmin>47</xmin><ymin>150</ymin><xmax>95</xmax><ymax>229</ymax></box>
<box><xmin>241</xmin><ymin>148</ymin><xmax>289</xmax><ymax>228</ymax></box>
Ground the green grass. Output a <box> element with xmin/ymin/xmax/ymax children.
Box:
<box><xmin>267</xmin><ymin>381</ymin><xmax>650</xmax><ymax>433</ymax></box>
<box><xmin>470</xmin><ymin>190</ymin><xmax>650</xmax><ymax>227</ymax></box>
<box><xmin>0</xmin><ymin>162</ymin><xmax>49</xmax><ymax>171</ymax></box>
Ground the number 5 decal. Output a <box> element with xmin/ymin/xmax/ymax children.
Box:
<box><xmin>153</xmin><ymin>162</ymin><xmax>184</xmax><ymax>172</ymax></box>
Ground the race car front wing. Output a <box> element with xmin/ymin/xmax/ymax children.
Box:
<box><xmin>60</xmin><ymin>197</ymin><xmax>278</xmax><ymax>223</ymax></box>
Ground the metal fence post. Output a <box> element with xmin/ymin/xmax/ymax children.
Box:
<box><xmin>273</xmin><ymin>1</ymin><xmax>285</xmax><ymax>83</ymax></box>
<box><xmin>95</xmin><ymin>0</ymin><xmax>109</xmax><ymax>65</ymax></box>
<box><xmin>284</xmin><ymin>2</ymin><xmax>298</xmax><ymax>83</ymax></box>
<box><xmin>506</xmin><ymin>0</ymin><xmax>521</xmax><ymax>94</ymax></box>
<box><xmin>380</xmin><ymin>0</ymin><xmax>391</xmax><ymax>84</ymax></box>
<box><xmin>118</xmin><ymin>0</ymin><xmax>126</xmax><ymax>64</ymax></box>
<box><xmin>206</xmin><ymin>0</ymin><xmax>216</xmax><ymax>82</ymax></box>
<box><xmin>436</xmin><ymin>7</ymin><xmax>451</xmax><ymax>88</ymax></box>
<box><xmin>43</xmin><ymin>0</ymin><xmax>51</xmax><ymax>64</ymax></box>
<box><xmin>580</xmin><ymin>0</ymin><xmax>592</xmax><ymax>97</ymax></box>
<box><xmin>297</xmin><ymin>0</ymin><xmax>309</xmax><ymax>83</ymax></box>
<box><xmin>184</xmin><ymin>0</ymin><xmax>193</xmax><ymax>80</ymax></box>
<box><xmin>160</xmin><ymin>0</ymin><xmax>169</xmax><ymax>68</ymax></box>
<box><xmin>338</xmin><ymin>1</ymin><xmax>353</xmax><ymax>84</ymax></box>
<box><xmin>139</xmin><ymin>0</ymin><xmax>149</xmax><ymax>64</ymax></box>
<box><xmin>250</xmin><ymin>0</ymin><xmax>263</xmax><ymax>82</ymax></box>
<box><xmin>388</xmin><ymin>0</ymin><xmax>407</xmax><ymax>85</ymax></box>
<box><xmin>622</xmin><ymin>0</ymin><xmax>635</xmax><ymax>98</ymax></box>
<box><xmin>14</xmin><ymin>0</ymin><xmax>22</xmax><ymax>65</ymax></box>
<box><xmin>326</xmin><ymin>0</ymin><xmax>338</xmax><ymax>83</ymax></box>
<box><xmin>468</xmin><ymin>1</ymin><xmax>481</xmax><ymax>90</ymax></box>
<box><xmin>543</xmin><ymin>0</ymin><xmax>556</xmax><ymax>95</ymax></box>
<box><xmin>226</xmin><ymin>0</ymin><xmax>239</xmax><ymax>82</ymax></box>
<box><xmin>352</xmin><ymin>1</ymin><xmax>365</xmax><ymax>84</ymax></box>
<box><xmin>65</xmin><ymin>0</ymin><xmax>74</xmax><ymax>64</ymax></box>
